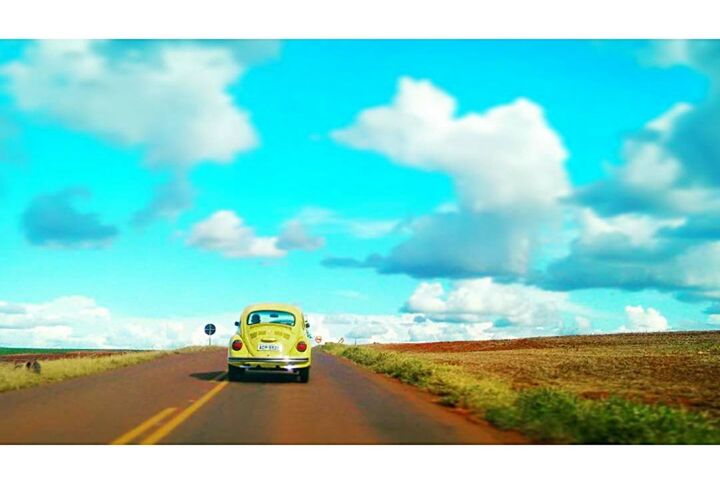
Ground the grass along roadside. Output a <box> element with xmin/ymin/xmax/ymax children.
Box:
<box><xmin>0</xmin><ymin>349</ymin><xmax>176</xmax><ymax>393</ymax></box>
<box><xmin>0</xmin><ymin>347</ymin><xmax>84</xmax><ymax>356</ymax></box>
<box><xmin>322</xmin><ymin>343</ymin><xmax>720</xmax><ymax>444</ymax></box>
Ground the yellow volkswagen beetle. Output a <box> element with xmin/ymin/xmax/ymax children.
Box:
<box><xmin>227</xmin><ymin>303</ymin><xmax>312</xmax><ymax>382</ymax></box>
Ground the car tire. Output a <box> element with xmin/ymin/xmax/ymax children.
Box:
<box><xmin>298</xmin><ymin>367</ymin><xmax>310</xmax><ymax>383</ymax></box>
<box><xmin>228</xmin><ymin>365</ymin><xmax>244</xmax><ymax>382</ymax></box>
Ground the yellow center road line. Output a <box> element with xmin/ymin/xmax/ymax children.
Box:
<box><xmin>110</xmin><ymin>407</ymin><xmax>178</xmax><ymax>445</ymax></box>
<box><xmin>141</xmin><ymin>372</ymin><xmax>229</xmax><ymax>445</ymax></box>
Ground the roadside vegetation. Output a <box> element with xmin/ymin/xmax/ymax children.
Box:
<box><xmin>0</xmin><ymin>347</ymin><xmax>82</xmax><ymax>355</ymax></box>
<box><xmin>0</xmin><ymin>348</ymin><xmax>205</xmax><ymax>393</ymax></box>
<box><xmin>322</xmin><ymin>331</ymin><xmax>720</xmax><ymax>444</ymax></box>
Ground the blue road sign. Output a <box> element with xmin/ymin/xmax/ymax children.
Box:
<box><xmin>204</xmin><ymin>323</ymin><xmax>216</xmax><ymax>336</ymax></box>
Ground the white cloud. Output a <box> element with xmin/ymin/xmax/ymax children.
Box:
<box><xmin>405</xmin><ymin>282</ymin><xmax>447</xmax><ymax>313</ymax></box>
<box><xmin>403</xmin><ymin>278</ymin><xmax>577</xmax><ymax>332</ymax></box>
<box><xmin>548</xmin><ymin>101</ymin><xmax>720</xmax><ymax>297</ymax></box>
<box><xmin>329</xmin><ymin>77</ymin><xmax>570</xmax><ymax>279</ymax></box>
<box><xmin>0</xmin><ymin>294</ymin><xmax>241</xmax><ymax>350</ymax></box>
<box><xmin>345</xmin><ymin>323</ymin><xmax>390</xmax><ymax>341</ymax></box>
<box><xmin>0</xmin><ymin>296</ymin><xmax>115</xmax><ymax>349</ymax></box>
<box><xmin>3</xmin><ymin>41</ymin><xmax>257</xmax><ymax>168</ymax></box>
<box><xmin>623</xmin><ymin>305</ymin><xmax>669</xmax><ymax>332</ymax></box>
<box><xmin>332</xmin><ymin>76</ymin><xmax>569</xmax><ymax>214</ymax></box>
<box><xmin>186</xmin><ymin>210</ymin><xmax>285</xmax><ymax>259</ymax></box>
<box><xmin>0</xmin><ymin>302</ymin><xmax>27</xmax><ymax>315</ymax></box>
<box><xmin>0</xmin><ymin>292</ymin><xmax>601</xmax><ymax>350</ymax></box>
<box><xmin>407</xmin><ymin>319</ymin><xmax>494</xmax><ymax>342</ymax></box>
<box><xmin>671</xmin><ymin>242</ymin><xmax>720</xmax><ymax>291</ymax></box>
<box><xmin>2</xmin><ymin>40</ymin><xmax>272</xmax><ymax>226</ymax></box>
<box><xmin>578</xmin><ymin>209</ymin><xmax>683</xmax><ymax>248</ymax></box>
<box><xmin>186</xmin><ymin>210</ymin><xmax>328</xmax><ymax>259</ymax></box>
<box><xmin>359</xmin><ymin>210</ymin><xmax>549</xmax><ymax>278</ymax></box>
<box><xmin>307</xmin><ymin>312</ymin><xmax>416</xmax><ymax>344</ymax></box>
<box><xmin>0</xmin><ymin>295</ymin><xmax>110</xmax><ymax>329</ymax></box>
<box><xmin>575</xmin><ymin>102</ymin><xmax>720</xmax><ymax>218</ymax></box>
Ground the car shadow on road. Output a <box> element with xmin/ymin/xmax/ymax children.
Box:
<box><xmin>190</xmin><ymin>371</ymin><xmax>226</xmax><ymax>381</ymax></box>
<box><xmin>190</xmin><ymin>370</ymin><xmax>300</xmax><ymax>383</ymax></box>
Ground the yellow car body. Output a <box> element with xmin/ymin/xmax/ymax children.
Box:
<box><xmin>227</xmin><ymin>303</ymin><xmax>312</xmax><ymax>382</ymax></box>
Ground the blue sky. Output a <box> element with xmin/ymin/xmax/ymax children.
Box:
<box><xmin>1</xmin><ymin>40</ymin><xmax>719</xmax><ymax>348</ymax></box>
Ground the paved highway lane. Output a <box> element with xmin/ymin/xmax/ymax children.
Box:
<box><xmin>0</xmin><ymin>349</ymin><xmax>525</xmax><ymax>444</ymax></box>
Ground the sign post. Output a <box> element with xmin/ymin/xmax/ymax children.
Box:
<box><xmin>204</xmin><ymin>323</ymin><xmax>216</xmax><ymax>346</ymax></box>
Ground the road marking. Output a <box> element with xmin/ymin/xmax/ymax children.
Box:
<box><xmin>141</xmin><ymin>372</ymin><xmax>228</xmax><ymax>445</ymax></box>
<box><xmin>110</xmin><ymin>407</ymin><xmax>178</xmax><ymax>445</ymax></box>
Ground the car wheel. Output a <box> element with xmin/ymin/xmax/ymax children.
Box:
<box><xmin>228</xmin><ymin>365</ymin><xmax>244</xmax><ymax>382</ymax></box>
<box><xmin>298</xmin><ymin>367</ymin><xmax>310</xmax><ymax>383</ymax></box>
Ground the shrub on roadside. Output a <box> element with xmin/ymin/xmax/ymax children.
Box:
<box><xmin>0</xmin><ymin>350</ymin><xmax>170</xmax><ymax>393</ymax></box>
<box><xmin>323</xmin><ymin>344</ymin><xmax>720</xmax><ymax>444</ymax></box>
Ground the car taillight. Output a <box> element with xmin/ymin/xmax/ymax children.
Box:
<box><xmin>296</xmin><ymin>341</ymin><xmax>307</xmax><ymax>352</ymax></box>
<box><xmin>232</xmin><ymin>340</ymin><xmax>243</xmax><ymax>351</ymax></box>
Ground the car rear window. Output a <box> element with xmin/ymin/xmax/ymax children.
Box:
<box><xmin>246</xmin><ymin>310</ymin><xmax>296</xmax><ymax>326</ymax></box>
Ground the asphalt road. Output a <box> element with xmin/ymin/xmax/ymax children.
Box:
<box><xmin>0</xmin><ymin>349</ymin><xmax>525</xmax><ymax>444</ymax></box>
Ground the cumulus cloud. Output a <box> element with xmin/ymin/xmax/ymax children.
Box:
<box><xmin>407</xmin><ymin>317</ymin><xmax>495</xmax><ymax>342</ymax></box>
<box><xmin>374</xmin><ymin>211</ymin><xmax>554</xmax><ymax>279</ymax></box>
<box><xmin>0</xmin><ymin>295</ymin><xmax>110</xmax><ymax>330</ymax></box>
<box><xmin>623</xmin><ymin>305</ymin><xmax>669</xmax><ymax>332</ymax></box>
<box><xmin>323</xmin><ymin>212</ymin><xmax>539</xmax><ymax>279</ymax></box>
<box><xmin>332</xmin><ymin>77</ymin><xmax>569</xmax><ymax>213</ymax></box>
<box><xmin>22</xmin><ymin>188</ymin><xmax>118</xmax><ymax>248</ymax></box>
<box><xmin>0</xmin><ymin>290</ymin><xmax>599</xmax><ymax>349</ymax></box>
<box><xmin>2</xmin><ymin>40</ymin><xmax>275</xmax><ymax>225</ymax></box>
<box><xmin>641</xmin><ymin>42</ymin><xmax>720</xmax><ymax>185</ymax></box>
<box><xmin>187</xmin><ymin>210</ymin><xmax>285</xmax><ymax>259</ymax></box>
<box><xmin>307</xmin><ymin>295</ymin><xmax>586</xmax><ymax>343</ymax></box>
<box><xmin>574</xmin><ymin>103</ymin><xmax>720</xmax><ymax>217</ymax></box>
<box><xmin>545</xmin><ymin>234</ymin><xmax>720</xmax><ymax>296</ymax></box>
<box><xmin>3</xmin><ymin>40</ymin><xmax>258</xmax><ymax>167</ymax></box>
<box><xmin>306</xmin><ymin>312</ymin><xmax>414</xmax><ymax>344</ymax></box>
<box><xmin>186</xmin><ymin>210</ymin><xmax>327</xmax><ymax>259</ymax></box>
<box><xmin>548</xmin><ymin>43</ymin><xmax>720</xmax><ymax>300</ymax></box>
<box><xmin>345</xmin><ymin>323</ymin><xmax>390</xmax><ymax>341</ymax></box>
<box><xmin>543</xmin><ymin>209</ymin><xmax>687</xmax><ymax>290</ymax></box>
<box><xmin>581</xmin><ymin>43</ymin><xmax>720</xmax><ymax>214</ymax></box>
<box><xmin>0</xmin><ymin>294</ymin><xmax>240</xmax><ymax>349</ymax></box>
<box><xmin>402</xmin><ymin>278</ymin><xmax>582</xmax><ymax>337</ymax></box>
<box><xmin>0</xmin><ymin>296</ymin><xmax>112</xmax><ymax>348</ymax></box>
<box><xmin>313</xmin><ymin>284</ymin><xmax>591</xmax><ymax>344</ymax></box>
<box><xmin>0</xmin><ymin>302</ymin><xmax>26</xmax><ymax>315</ymax></box>
<box><xmin>330</xmin><ymin>77</ymin><xmax>569</xmax><ymax>278</ymax></box>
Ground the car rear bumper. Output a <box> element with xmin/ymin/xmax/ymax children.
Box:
<box><xmin>228</xmin><ymin>356</ymin><xmax>310</xmax><ymax>370</ymax></box>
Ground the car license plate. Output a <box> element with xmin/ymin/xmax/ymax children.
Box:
<box><xmin>258</xmin><ymin>344</ymin><xmax>280</xmax><ymax>351</ymax></box>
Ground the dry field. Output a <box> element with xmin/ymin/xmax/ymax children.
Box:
<box><xmin>375</xmin><ymin>331</ymin><xmax>720</xmax><ymax>417</ymax></box>
<box><xmin>0</xmin><ymin>350</ymin><xmax>133</xmax><ymax>364</ymax></box>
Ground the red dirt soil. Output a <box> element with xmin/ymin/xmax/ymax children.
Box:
<box><xmin>375</xmin><ymin>330</ymin><xmax>720</xmax><ymax>353</ymax></box>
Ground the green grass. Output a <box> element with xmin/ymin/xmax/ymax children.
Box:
<box><xmin>323</xmin><ymin>343</ymin><xmax>720</xmax><ymax>444</ymax></box>
<box><xmin>0</xmin><ymin>347</ymin><xmax>87</xmax><ymax>356</ymax></box>
<box><xmin>0</xmin><ymin>350</ymin><xmax>172</xmax><ymax>393</ymax></box>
